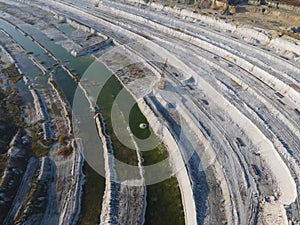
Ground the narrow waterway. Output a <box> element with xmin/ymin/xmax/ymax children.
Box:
<box><xmin>0</xmin><ymin>14</ymin><xmax>184</xmax><ymax>225</ymax></box>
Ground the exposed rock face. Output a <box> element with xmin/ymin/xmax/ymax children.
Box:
<box><xmin>178</xmin><ymin>0</ymin><xmax>248</xmax><ymax>9</ymax></box>
<box><xmin>170</xmin><ymin>0</ymin><xmax>300</xmax><ymax>12</ymax></box>
<box><xmin>160</xmin><ymin>0</ymin><xmax>248</xmax><ymax>7</ymax></box>
<box><xmin>172</xmin><ymin>0</ymin><xmax>300</xmax><ymax>10</ymax></box>
<box><xmin>266</xmin><ymin>0</ymin><xmax>300</xmax><ymax>7</ymax></box>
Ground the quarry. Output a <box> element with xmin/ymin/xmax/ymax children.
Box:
<box><xmin>0</xmin><ymin>0</ymin><xmax>300</xmax><ymax>224</ymax></box>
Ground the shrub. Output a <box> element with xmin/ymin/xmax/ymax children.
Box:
<box><xmin>57</xmin><ymin>144</ymin><xmax>73</xmax><ymax>156</ymax></box>
<box><xmin>58</xmin><ymin>135</ymin><xmax>67</xmax><ymax>144</ymax></box>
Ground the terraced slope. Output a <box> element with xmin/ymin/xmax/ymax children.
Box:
<box><xmin>1</xmin><ymin>0</ymin><xmax>300</xmax><ymax>224</ymax></box>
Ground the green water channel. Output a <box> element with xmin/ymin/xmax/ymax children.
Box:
<box><xmin>0</xmin><ymin>17</ymin><xmax>184</xmax><ymax>225</ymax></box>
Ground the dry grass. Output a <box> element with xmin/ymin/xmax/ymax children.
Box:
<box><xmin>57</xmin><ymin>144</ymin><xmax>73</xmax><ymax>156</ymax></box>
<box><xmin>290</xmin><ymin>83</ymin><xmax>300</xmax><ymax>91</ymax></box>
<box><xmin>280</xmin><ymin>0</ymin><xmax>300</xmax><ymax>7</ymax></box>
<box><xmin>2</xmin><ymin>64</ymin><xmax>23</xmax><ymax>84</ymax></box>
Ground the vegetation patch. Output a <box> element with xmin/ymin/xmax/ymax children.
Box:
<box><xmin>58</xmin><ymin>135</ymin><xmax>68</xmax><ymax>144</ymax></box>
<box><xmin>2</xmin><ymin>63</ymin><xmax>23</xmax><ymax>84</ymax></box>
<box><xmin>31</xmin><ymin>141</ymin><xmax>48</xmax><ymax>157</ymax></box>
<box><xmin>145</xmin><ymin>177</ymin><xmax>185</xmax><ymax>225</ymax></box>
<box><xmin>57</xmin><ymin>144</ymin><xmax>73</xmax><ymax>156</ymax></box>
<box><xmin>76</xmin><ymin>163</ymin><xmax>105</xmax><ymax>225</ymax></box>
<box><xmin>0</xmin><ymin>153</ymin><xmax>8</xmax><ymax>184</ymax></box>
<box><xmin>290</xmin><ymin>83</ymin><xmax>300</xmax><ymax>91</ymax></box>
<box><xmin>0</xmin><ymin>88</ymin><xmax>23</xmax><ymax>152</ymax></box>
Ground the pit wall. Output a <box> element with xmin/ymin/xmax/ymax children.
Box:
<box><xmin>119</xmin><ymin>0</ymin><xmax>299</xmax><ymax>55</ymax></box>
<box><xmin>99</xmin><ymin>1</ymin><xmax>300</xmax><ymax>107</ymax></box>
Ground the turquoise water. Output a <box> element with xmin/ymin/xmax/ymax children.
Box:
<box><xmin>0</xmin><ymin>20</ymin><xmax>52</xmax><ymax>76</ymax></box>
<box><xmin>18</xmin><ymin>23</ymin><xmax>94</xmax><ymax>78</ymax></box>
<box><xmin>57</xmin><ymin>23</ymin><xmax>75</xmax><ymax>37</ymax></box>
